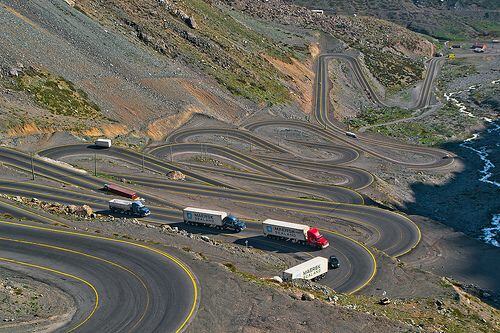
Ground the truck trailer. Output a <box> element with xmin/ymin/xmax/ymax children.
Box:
<box><xmin>262</xmin><ymin>219</ymin><xmax>329</xmax><ymax>249</ymax></box>
<box><xmin>95</xmin><ymin>139</ymin><xmax>112</xmax><ymax>148</ymax></box>
<box><xmin>109</xmin><ymin>199</ymin><xmax>150</xmax><ymax>217</ymax></box>
<box><xmin>103</xmin><ymin>183</ymin><xmax>139</xmax><ymax>200</ymax></box>
<box><xmin>183</xmin><ymin>207</ymin><xmax>246</xmax><ymax>232</ymax></box>
<box><xmin>282</xmin><ymin>256</ymin><xmax>328</xmax><ymax>281</ymax></box>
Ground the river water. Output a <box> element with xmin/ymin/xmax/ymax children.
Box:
<box><xmin>460</xmin><ymin>121</ymin><xmax>500</xmax><ymax>247</ymax></box>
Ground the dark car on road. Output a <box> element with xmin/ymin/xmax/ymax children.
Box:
<box><xmin>328</xmin><ymin>256</ymin><xmax>340</xmax><ymax>269</ymax></box>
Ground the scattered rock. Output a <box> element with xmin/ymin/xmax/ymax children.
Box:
<box><xmin>271</xmin><ymin>276</ymin><xmax>283</xmax><ymax>284</ymax></box>
<box><xmin>8</xmin><ymin>68</ymin><xmax>22</xmax><ymax>77</ymax></box>
<box><xmin>379</xmin><ymin>297</ymin><xmax>391</xmax><ymax>305</ymax></box>
<box><xmin>66</xmin><ymin>205</ymin><xmax>78</xmax><ymax>214</ymax></box>
<box><xmin>301</xmin><ymin>292</ymin><xmax>315</xmax><ymax>301</ymax></box>
<box><xmin>160</xmin><ymin>0</ymin><xmax>198</xmax><ymax>29</ymax></box>
<box><xmin>166</xmin><ymin>170</ymin><xmax>186</xmax><ymax>180</ymax></box>
<box><xmin>76</xmin><ymin>205</ymin><xmax>93</xmax><ymax>217</ymax></box>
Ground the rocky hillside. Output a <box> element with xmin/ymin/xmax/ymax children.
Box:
<box><xmin>290</xmin><ymin>0</ymin><xmax>500</xmax><ymax>39</ymax></box>
<box><xmin>0</xmin><ymin>0</ymin><xmax>310</xmax><ymax>142</ymax></box>
<box><xmin>222</xmin><ymin>0</ymin><xmax>433</xmax><ymax>89</ymax></box>
<box><xmin>0</xmin><ymin>0</ymin><xmax>433</xmax><ymax>142</ymax></box>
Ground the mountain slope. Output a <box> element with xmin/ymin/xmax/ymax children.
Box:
<box><xmin>290</xmin><ymin>0</ymin><xmax>500</xmax><ymax>39</ymax></box>
<box><xmin>0</xmin><ymin>0</ymin><xmax>311</xmax><ymax>141</ymax></box>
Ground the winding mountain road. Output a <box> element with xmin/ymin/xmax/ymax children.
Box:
<box><xmin>0</xmin><ymin>44</ymin><xmax>454</xmax><ymax>331</ymax></box>
<box><xmin>0</xmin><ymin>218</ymin><xmax>198</xmax><ymax>333</ymax></box>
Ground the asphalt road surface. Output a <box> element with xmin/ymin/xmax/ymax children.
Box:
<box><xmin>0</xmin><ymin>219</ymin><xmax>197</xmax><ymax>333</ymax></box>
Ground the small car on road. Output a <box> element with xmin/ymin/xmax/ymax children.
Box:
<box><xmin>328</xmin><ymin>255</ymin><xmax>340</xmax><ymax>269</ymax></box>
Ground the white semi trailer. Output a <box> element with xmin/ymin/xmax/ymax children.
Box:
<box><xmin>282</xmin><ymin>256</ymin><xmax>328</xmax><ymax>282</ymax></box>
<box><xmin>262</xmin><ymin>219</ymin><xmax>329</xmax><ymax>249</ymax></box>
<box><xmin>109</xmin><ymin>199</ymin><xmax>150</xmax><ymax>217</ymax></box>
<box><xmin>95</xmin><ymin>138</ymin><xmax>112</xmax><ymax>148</ymax></box>
<box><xmin>183</xmin><ymin>207</ymin><xmax>246</xmax><ymax>232</ymax></box>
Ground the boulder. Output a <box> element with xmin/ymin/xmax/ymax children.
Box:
<box><xmin>8</xmin><ymin>68</ymin><xmax>22</xmax><ymax>77</ymax></box>
<box><xmin>66</xmin><ymin>205</ymin><xmax>78</xmax><ymax>214</ymax></box>
<box><xmin>379</xmin><ymin>297</ymin><xmax>391</xmax><ymax>305</ymax></box>
<box><xmin>200</xmin><ymin>235</ymin><xmax>210</xmax><ymax>242</ymax></box>
<box><xmin>271</xmin><ymin>276</ymin><xmax>283</xmax><ymax>284</ymax></box>
<box><xmin>76</xmin><ymin>205</ymin><xmax>93</xmax><ymax>217</ymax></box>
<box><xmin>186</xmin><ymin>16</ymin><xmax>197</xmax><ymax>29</ymax></box>
<box><xmin>301</xmin><ymin>292</ymin><xmax>315</xmax><ymax>301</ymax></box>
<box><xmin>166</xmin><ymin>170</ymin><xmax>185</xmax><ymax>180</ymax></box>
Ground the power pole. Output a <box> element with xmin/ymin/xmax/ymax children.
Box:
<box><xmin>30</xmin><ymin>153</ymin><xmax>35</xmax><ymax>180</ymax></box>
<box><xmin>141</xmin><ymin>150</ymin><xmax>145</xmax><ymax>172</ymax></box>
<box><xmin>94</xmin><ymin>153</ymin><xmax>97</xmax><ymax>177</ymax></box>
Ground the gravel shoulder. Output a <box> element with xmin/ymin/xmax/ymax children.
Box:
<box><xmin>0</xmin><ymin>267</ymin><xmax>75</xmax><ymax>333</ymax></box>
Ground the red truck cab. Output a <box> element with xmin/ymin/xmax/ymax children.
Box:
<box><xmin>103</xmin><ymin>183</ymin><xmax>139</xmax><ymax>200</ymax></box>
<box><xmin>306</xmin><ymin>228</ymin><xmax>329</xmax><ymax>249</ymax></box>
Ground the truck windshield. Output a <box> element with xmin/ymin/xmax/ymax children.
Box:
<box><xmin>309</xmin><ymin>230</ymin><xmax>321</xmax><ymax>240</ymax></box>
<box><xmin>226</xmin><ymin>216</ymin><xmax>237</xmax><ymax>224</ymax></box>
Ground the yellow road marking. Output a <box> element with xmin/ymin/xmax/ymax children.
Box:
<box><xmin>0</xmin><ymin>220</ymin><xmax>198</xmax><ymax>333</ymax></box>
<box><xmin>0</xmin><ymin>236</ymin><xmax>151</xmax><ymax>331</ymax></box>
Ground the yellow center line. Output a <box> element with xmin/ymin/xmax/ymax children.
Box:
<box><xmin>0</xmin><ymin>236</ymin><xmax>151</xmax><ymax>332</ymax></box>
<box><xmin>0</xmin><ymin>220</ymin><xmax>198</xmax><ymax>333</ymax></box>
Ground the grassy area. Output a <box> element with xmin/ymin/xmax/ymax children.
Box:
<box><xmin>81</xmin><ymin>0</ymin><xmax>299</xmax><ymax>106</ymax></box>
<box><xmin>369</xmin><ymin>103</ymin><xmax>480</xmax><ymax>146</ymax></box>
<box><xmin>356</xmin><ymin>45</ymin><xmax>425</xmax><ymax>90</ymax></box>
<box><xmin>9</xmin><ymin>68</ymin><xmax>103</xmax><ymax>119</ymax></box>
<box><xmin>184</xmin><ymin>0</ymin><xmax>294</xmax><ymax>105</ymax></box>
<box><xmin>346</xmin><ymin>107</ymin><xmax>413</xmax><ymax>129</ymax></box>
<box><xmin>437</xmin><ymin>59</ymin><xmax>478</xmax><ymax>90</ymax></box>
<box><xmin>335</xmin><ymin>291</ymin><xmax>497</xmax><ymax>333</ymax></box>
<box><xmin>469</xmin><ymin>19</ymin><xmax>500</xmax><ymax>36</ymax></box>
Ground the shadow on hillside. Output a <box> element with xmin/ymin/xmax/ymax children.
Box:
<box><xmin>400</xmin><ymin>122</ymin><xmax>500</xmax><ymax>298</ymax></box>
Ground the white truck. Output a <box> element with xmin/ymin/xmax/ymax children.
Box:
<box><xmin>109</xmin><ymin>199</ymin><xmax>150</xmax><ymax>217</ymax></box>
<box><xmin>183</xmin><ymin>207</ymin><xmax>246</xmax><ymax>232</ymax></box>
<box><xmin>95</xmin><ymin>138</ymin><xmax>112</xmax><ymax>148</ymax></box>
<box><xmin>282</xmin><ymin>256</ymin><xmax>329</xmax><ymax>282</ymax></box>
<box><xmin>345</xmin><ymin>131</ymin><xmax>357</xmax><ymax>138</ymax></box>
<box><xmin>262</xmin><ymin>219</ymin><xmax>329</xmax><ymax>249</ymax></box>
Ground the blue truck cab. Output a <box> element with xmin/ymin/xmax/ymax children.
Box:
<box><xmin>131</xmin><ymin>201</ymin><xmax>151</xmax><ymax>217</ymax></box>
<box><xmin>223</xmin><ymin>215</ymin><xmax>246</xmax><ymax>232</ymax></box>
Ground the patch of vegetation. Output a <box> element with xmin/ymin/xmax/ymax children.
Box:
<box><xmin>346</xmin><ymin>107</ymin><xmax>413</xmax><ymax>129</ymax></box>
<box><xmin>335</xmin><ymin>292</ymin><xmax>497</xmax><ymax>333</ymax></box>
<box><xmin>369</xmin><ymin>103</ymin><xmax>480</xmax><ymax>146</ymax></box>
<box><xmin>179</xmin><ymin>0</ymin><xmax>294</xmax><ymax>104</ymax></box>
<box><xmin>356</xmin><ymin>45</ymin><xmax>424</xmax><ymax>90</ymax></box>
<box><xmin>469</xmin><ymin>19</ymin><xmax>500</xmax><ymax>36</ymax></box>
<box><xmin>9</xmin><ymin>68</ymin><xmax>103</xmax><ymax>119</ymax></box>
<box><xmin>437</xmin><ymin>59</ymin><xmax>478</xmax><ymax>90</ymax></box>
<box><xmin>88</xmin><ymin>0</ymin><xmax>298</xmax><ymax>105</ymax></box>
